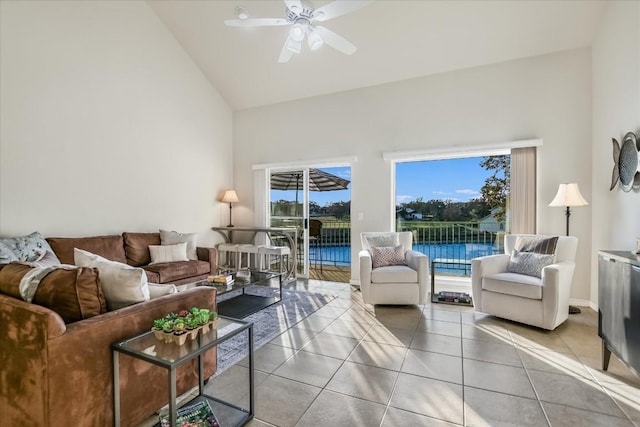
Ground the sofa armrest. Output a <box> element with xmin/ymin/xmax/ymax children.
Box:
<box><xmin>197</xmin><ymin>246</ymin><xmax>218</xmax><ymax>274</ymax></box>
<box><xmin>48</xmin><ymin>287</ymin><xmax>217</xmax><ymax>426</ymax></box>
<box><xmin>0</xmin><ymin>294</ymin><xmax>67</xmax><ymax>426</ymax></box>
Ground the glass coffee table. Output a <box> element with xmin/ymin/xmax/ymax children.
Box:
<box><xmin>193</xmin><ymin>269</ymin><xmax>283</xmax><ymax>319</ymax></box>
<box><xmin>112</xmin><ymin>316</ymin><xmax>253</xmax><ymax>427</ymax></box>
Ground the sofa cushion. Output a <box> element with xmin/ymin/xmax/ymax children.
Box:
<box><xmin>122</xmin><ymin>232</ymin><xmax>161</xmax><ymax>267</ymax></box>
<box><xmin>48</xmin><ymin>235</ymin><xmax>127</xmax><ymax>265</ymax></box>
<box><xmin>143</xmin><ymin>260</ymin><xmax>210</xmax><ymax>283</ymax></box>
<box><xmin>482</xmin><ymin>272</ymin><xmax>543</xmax><ymax>299</ymax></box>
<box><xmin>0</xmin><ymin>263</ymin><xmax>106</xmax><ymax>323</ymax></box>
<box><xmin>160</xmin><ymin>229</ymin><xmax>197</xmax><ymax>260</ymax></box>
<box><xmin>74</xmin><ymin>248</ymin><xmax>150</xmax><ymax>310</ymax></box>
<box><xmin>371</xmin><ymin>264</ymin><xmax>417</xmax><ymax>283</ymax></box>
<box><xmin>0</xmin><ymin>232</ymin><xmax>59</xmax><ymax>264</ymax></box>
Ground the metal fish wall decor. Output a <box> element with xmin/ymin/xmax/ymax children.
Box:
<box><xmin>610</xmin><ymin>131</ymin><xmax>640</xmax><ymax>192</ymax></box>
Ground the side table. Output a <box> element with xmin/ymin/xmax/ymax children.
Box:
<box><xmin>431</xmin><ymin>258</ymin><xmax>473</xmax><ymax>306</ymax></box>
<box><xmin>112</xmin><ymin>316</ymin><xmax>254</xmax><ymax>426</ymax></box>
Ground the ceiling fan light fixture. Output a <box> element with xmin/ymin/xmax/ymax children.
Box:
<box><xmin>307</xmin><ymin>29</ymin><xmax>323</xmax><ymax>50</ymax></box>
<box><xmin>236</xmin><ymin>6</ymin><xmax>249</xmax><ymax>20</ymax></box>
<box><xmin>289</xmin><ymin>22</ymin><xmax>307</xmax><ymax>42</ymax></box>
<box><xmin>286</xmin><ymin>37</ymin><xmax>302</xmax><ymax>54</ymax></box>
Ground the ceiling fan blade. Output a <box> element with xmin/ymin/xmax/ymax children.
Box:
<box><xmin>284</xmin><ymin>0</ymin><xmax>304</xmax><ymax>14</ymax></box>
<box><xmin>314</xmin><ymin>26</ymin><xmax>357</xmax><ymax>55</ymax></box>
<box><xmin>312</xmin><ymin>0</ymin><xmax>374</xmax><ymax>22</ymax></box>
<box><xmin>224</xmin><ymin>18</ymin><xmax>289</xmax><ymax>27</ymax></box>
<box><xmin>278</xmin><ymin>38</ymin><xmax>295</xmax><ymax>63</ymax></box>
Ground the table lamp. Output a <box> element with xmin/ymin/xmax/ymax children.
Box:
<box><xmin>221</xmin><ymin>190</ymin><xmax>239</xmax><ymax>227</ymax></box>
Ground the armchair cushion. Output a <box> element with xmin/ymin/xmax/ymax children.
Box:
<box><xmin>371</xmin><ymin>245</ymin><xmax>406</xmax><ymax>268</ymax></box>
<box><xmin>507</xmin><ymin>250</ymin><xmax>555</xmax><ymax>278</ymax></box>
<box><xmin>482</xmin><ymin>272</ymin><xmax>543</xmax><ymax>299</ymax></box>
<box><xmin>371</xmin><ymin>265</ymin><xmax>418</xmax><ymax>283</ymax></box>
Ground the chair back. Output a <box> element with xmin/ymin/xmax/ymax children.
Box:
<box><xmin>504</xmin><ymin>234</ymin><xmax>578</xmax><ymax>262</ymax></box>
<box><xmin>361</xmin><ymin>232</ymin><xmax>413</xmax><ymax>253</ymax></box>
<box><xmin>309</xmin><ymin>220</ymin><xmax>322</xmax><ymax>239</ymax></box>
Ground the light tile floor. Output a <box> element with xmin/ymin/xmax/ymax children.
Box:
<box><xmin>140</xmin><ymin>279</ymin><xmax>640</xmax><ymax>427</ymax></box>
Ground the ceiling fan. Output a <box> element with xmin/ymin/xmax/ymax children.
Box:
<box><xmin>224</xmin><ymin>0</ymin><xmax>373</xmax><ymax>63</ymax></box>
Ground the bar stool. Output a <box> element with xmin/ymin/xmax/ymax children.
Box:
<box><xmin>237</xmin><ymin>244</ymin><xmax>261</xmax><ymax>270</ymax></box>
<box><xmin>217</xmin><ymin>243</ymin><xmax>240</xmax><ymax>271</ymax></box>
<box><xmin>258</xmin><ymin>245</ymin><xmax>291</xmax><ymax>275</ymax></box>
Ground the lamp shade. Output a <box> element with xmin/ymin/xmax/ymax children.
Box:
<box><xmin>548</xmin><ymin>183</ymin><xmax>588</xmax><ymax>207</ymax></box>
<box><xmin>221</xmin><ymin>190</ymin><xmax>239</xmax><ymax>204</ymax></box>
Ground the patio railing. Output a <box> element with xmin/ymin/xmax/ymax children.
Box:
<box><xmin>309</xmin><ymin>220</ymin><xmax>506</xmax><ymax>276</ymax></box>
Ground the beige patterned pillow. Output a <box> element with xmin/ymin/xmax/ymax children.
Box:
<box><xmin>507</xmin><ymin>250</ymin><xmax>555</xmax><ymax>278</ymax></box>
<box><xmin>149</xmin><ymin>243</ymin><xmax>188</xmax><ymax>264</ymax></box>
<box><xmin>371</xmin><ymin>245</ymin><xmax>406</xmax><ymax>268</ymax></box>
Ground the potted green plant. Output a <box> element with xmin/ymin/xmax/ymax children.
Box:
<box><xmin>162</xmin><ymin>320</ymin><xmax>175</xmax><ymax>343</ymax></box>
<box><xmin>152</xmin><ymin>318</ymin><xmax>166</xmax><ymax>340</ymax></box>
<box><xmin>173</xmin><ymin>320</ymin><xmax>187</xmax><ymax>345</ymax></box>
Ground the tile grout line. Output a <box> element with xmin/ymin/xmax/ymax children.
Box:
<box><xmin>509</xmin><ymin>329</ymin><xmax>553</xmax><ymax>427</ymax></box>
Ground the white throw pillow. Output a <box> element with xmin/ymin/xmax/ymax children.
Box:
<box><xmin>371</xmin><ymin>245</ymin><xmax>406</xmax><ymax>268</ymax></box>
<box><xmin>149</xmin><ymin>242</ymin><xmax>189</xmax><ymax>264</ymax></box>
<box><xmin>160</xmin><ymin>229</ymin><xmax>197</xmax><ymax>260</ymax></box>
<box><xmin>74</xmin><ymin>248</ymin><xmax>150</xmax><ymax>310</ymax></box>
<box><xmin>148</xmin><ymin>283</ymin><xmax>178</xmax><ymax>299</ymax></box>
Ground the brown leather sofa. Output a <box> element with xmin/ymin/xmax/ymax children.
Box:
<box><xmin>47</xmin><ymin>232</ymin><xmax>217</xmax><ymax>285</ymax></box>
<box><xmin>0</xmin><ymin>284</ymin><xmax>217</xmax><ymax>427</ymax></box>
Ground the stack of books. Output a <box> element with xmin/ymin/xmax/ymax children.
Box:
<box><xmin>207</xmin><ymin>275</ymin><xmax>234</xmax><ymax>286</ymax></box>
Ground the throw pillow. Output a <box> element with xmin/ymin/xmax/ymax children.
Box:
<box><xmin>364</xmin><ymin>233</ymin><xmax>400</xmax><ymax>250</ymax></box>
<box><xmin>0</xmin><ymin>263</ymin><xmax>106</xmax><ymax>323</ymax></box>
<box><xmin>514</xmin><ymin>236</ymin><xmax>559</xmax><ymax>255</ymax></box>
<box><xmin>148</xmin><ymin>283</ymin><xmax>178</xmax><ymax>299</ymax></box>
<box><xmin>74</xmin><ymin>248</ymin><xmax>150</xmax><ymax>310</ymax></box>
<box><xmin>507</xmin><ymin>250</ymin><xmax>555</xmax><ymax>278</ymax></box>
<box><xmin>0</xmin><ymin>232</ymin><xmax>60</xmax><ymax>264</ymax></box>
<box><xmin>371</xmin><ymin>245</ymin><xmax>406</xmax><ymax>268</ymax></box>
<box><xmin>160</xmin><ymin>229</ymin><xmax>197</xmax><ymax>260</ymax></box>
<box><xmin>149</xmin><ymin>243</ymin><xmax>189</xmax><ymax>264</ymax></box>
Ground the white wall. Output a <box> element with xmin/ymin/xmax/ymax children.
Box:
<box><xmin>591</xmin><ymin>1</ymin><xmax>640</xmax><ymax>306</ymax></box>
<box><xmin>0</xmin><ymin>1</ymin><xmax>233</xmax><ymax>244</ymax></box>
<box><xmin>234</xmin><ymin>48</ymin><xmax>593</xmax><ymax>303</ymax></box>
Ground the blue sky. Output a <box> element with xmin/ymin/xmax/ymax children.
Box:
<box><xmin>271</xmin><ymin>158</ymin><xmax>494</xmax><ymax>207</ymax></box>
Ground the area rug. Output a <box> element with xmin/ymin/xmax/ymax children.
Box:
<box><xmin>215</xmin><ymin>286</ymin><xmax>336</xmax><ymax>374</ymax></box>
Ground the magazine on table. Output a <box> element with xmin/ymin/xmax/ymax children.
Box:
<box><xmin>159</xmin><ymin>400</ymin><xmax>220</xmax><ymax>427</ymax></box>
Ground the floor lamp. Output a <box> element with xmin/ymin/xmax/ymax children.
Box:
<box><xmin>221</xmin><ymin>190</ymin><xmax>239</xmax><ymax>227</ymax></box>
<box><xmin>549</xmin><ymin>183</ymin><xmax>588</xmax><ymax>314</ymax></box>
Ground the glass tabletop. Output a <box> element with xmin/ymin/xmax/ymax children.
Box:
<box><xmin>112</xmin><ymin>316</ymin><xmax>250</xmax><ymax>367</ymax></box>
<box><xmin>192</xmin><ymin>269</ymin><xmax>281</xmax><ymax>296</ymax></box>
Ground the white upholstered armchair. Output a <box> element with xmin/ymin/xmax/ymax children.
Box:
<box><xmin>359</xmin><ymin>232</ymin><xmax>429</xmax><ymax>305</ymax></box>
<box><xmin>471</xmin><ymin>234</ymin><xmax>578</xmax><ymax>330</ymax></box>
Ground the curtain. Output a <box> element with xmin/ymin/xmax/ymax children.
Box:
<box><xmin>510</xmin><ymin>147</ymin><xmax>537</xmax><ymax>234</ymax></box>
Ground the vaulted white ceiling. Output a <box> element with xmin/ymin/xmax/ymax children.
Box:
<box><xmin>148</xmin><ymin>0</ymin><xmax>607</xmax><ymax>111</ymax></box>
